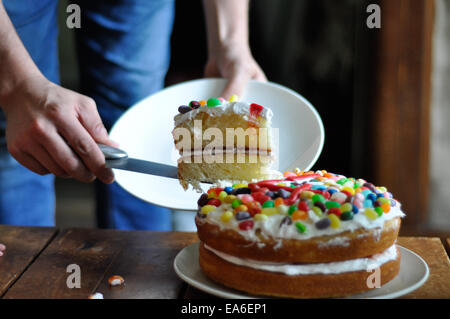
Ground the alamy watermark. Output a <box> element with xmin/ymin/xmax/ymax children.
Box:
<box><xmin>66</xmin><ymin>4</ymin><xmax>81</xmax><ymax>29</ymax></box>
<box><xmin>366</xmin><ymin>4</ymin><xmax>381</xmax><ymax>29</ymax></box>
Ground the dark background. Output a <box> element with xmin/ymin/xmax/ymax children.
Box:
<box><xmin>165</xmin><ymin>0</ymin><xmax>374</xmax><ymax>179</ymax></box>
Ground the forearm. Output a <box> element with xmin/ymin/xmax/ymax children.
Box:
<box><xmin>0</xmin><ymin>0</ymin><xmax>43</xmax><ymax>107</ymax></box>
<box><xmin>202</xmin><ymin>0</ymin><xmax>250</xmax><ymax>57</ymax></box>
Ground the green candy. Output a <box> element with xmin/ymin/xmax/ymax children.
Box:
<box><xmin>340</xmin><ymin>203</ymin><xmax>353</xmax><ymax>213</ymax></box>
<box><xmin>290</xmin><ymin>184</ymin><xmax>297</xmax><ymax>188</ymax></box>
<box><xmin>340</xmin><ymin>211</ymin><xmax>354</xmax><ymax>221</ymax></box>
<box><xmin>207</xmin><ymin>98</ymin><xmax>222</xmax><ymax>107</ymax></box>
<box><xmin>312</xmin><ymin>206</ymin><xmax>323</xmax><ymax>217</ymax></box>
<box><xmin>231</xmin><ymin>199</ymin><xmax>242</xmax><ymax>209</ymax></box>
<box><xmin>354</xmin><ymin>182</ymin><xmax>362</xmax><ymax>189</ymax></box>
<box><xmin>262</xmin><ymin>200</ymin><xmax>275</xmax><ymax>208</ymax></box>
<box><xmin>336</xmin><ymin>178</ymin><xmax>348</xmax><ymax>185</ymax></box>
<box><xmin>295</xmin><ymin>222</ymin><xmax>307</xmax><ymax>234</ymax></box>
<box><xmin>312</xmin><ymin>194</ymin><xmax>325</xmax><ymax>204</ymax></box>
<box><xmin>325</xmin><ymin>201</ymin><xmax>341</xmax><ymax>209</ymax></box>
<box><xmin>288</xmin><ymin>205</ymin><xmax>297</xmax><ymax>216</ymax></box>
<box><xmin>375</xmin><ymin>206</ymin><xmax>383</xmax><ymax>217</ymax></box>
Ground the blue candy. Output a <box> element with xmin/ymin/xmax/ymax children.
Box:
<box><xmin>352</xmin><ymin>204</ymin><xmax>359</xmax><ymax>214</ymax></box>
<box><xmin>363</xmin><ymin>199</ymin><xmax>373</xmax><ymax>208</ymax></box>
<box><xmin>362</xmin><ymin>189</ymin><xmax>372</xmax><ymax>197</ymax></box>
<box><xmin>367</xmin><ymin>193</ymin><xmax>377</xmax><ymax>202</ymax></box>
<box><xmin>224</xmin><ymin>187</ymin><xmax>233</xmax><ymax>194</ymax></box>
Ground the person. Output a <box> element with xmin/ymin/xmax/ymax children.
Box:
<box><xmin>0</xmin><ymin>0</ymin><xmax>266</xmax><ymax>253</ymax></box>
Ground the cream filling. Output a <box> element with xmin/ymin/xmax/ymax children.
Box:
<box><xmin>204</xmin><ymin>244</ymin><xmax>398</xmax><ymax>275</ymax></box>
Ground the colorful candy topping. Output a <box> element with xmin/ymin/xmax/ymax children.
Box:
<box><xmin>197</xmin><ymin>170</ymin><xmax>401</xmax><ymax>234</ymax></box>
<box><xmin>177</xmin><ymin>95</ymin><xmax>268</xmax><ymax>115</ymax></box>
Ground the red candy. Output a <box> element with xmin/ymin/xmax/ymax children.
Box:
<box><xmin>322</xmin><ymin>191</ymin><xmax>331</xmax><ymax>200</ymax></box>
<box><xmin>252</xmin><ymin>192</ymin><xmax>271</xmax><ymax>205</ymax></box>
<box><xmin>297</xmin><ymin>201</ymin><xmax>309</xmax><ymax>212</ymax></box>
<box><xmin>247</xmin><ymin>201</ymin><xmax>262</xmax><ymax>216</ymax></box>
<box><xmin>208</xmin><ymin>199</ymin><xmax>221</xmax><ymax>207</ymax></box>
<box><xmin>328</xmin><ymin>207</ymin><xmax>342</xmax><ymax>217</ymax></box>
<box><xmin>239</xmin><ymin>220</ymin><xmax>254</xmax><ymax>231</ymax></box>
<box><xmin>238</xmin><ymin>194</ymin><xmax>254</xmax><ymax>204</ymax></box>
<box><xmin>250</xmin><ymin>103</ymin><xmax>264</xmax><ymax>117</ymax></box>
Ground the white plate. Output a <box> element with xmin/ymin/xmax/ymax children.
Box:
<box><xmin>109</xmin><ymin>78</ymin><xmax>324</xmax><ymax>211</ymax></box>
<box><xmin>173</xmin><ymin>243</ymin><xmax>429</xmax><ymax>299</ymax></box>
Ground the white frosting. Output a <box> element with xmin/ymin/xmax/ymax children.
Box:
<box><xmin>198</xmin><ymin>200</ymin><xmax>404</xmax><ymax>243</ymax></box>
<box><xmin>174</xmin><ymin>101</ymin><xmax>273</xmax><ymax>126</ymax></box>
<box><xmin>204</xmin><ymin>244</ymin><xmax>398</xmax><ymax>275</ymax></box>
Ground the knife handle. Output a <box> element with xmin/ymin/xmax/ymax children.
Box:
<box><xmin>97</xmin><ymin>143</ymin><xmax>128</xmax><ymax>160</ymax></box>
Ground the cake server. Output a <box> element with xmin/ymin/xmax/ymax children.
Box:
<box><xmin>98</xmin><ymin>144</ymin><xmax>179</xmax><ymax>179</ymax></box>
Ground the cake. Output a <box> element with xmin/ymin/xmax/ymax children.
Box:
<box><xmin>172</xmin><ymin>96</ymin><xmax>276</xmax><ymax>191</ymax></box>
<box><xmin>195</xmin><ymin>170</ymin><xmax>405</xmax><ymax>298</ymax></box>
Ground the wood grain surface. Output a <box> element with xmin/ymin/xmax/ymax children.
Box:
<box><xmin>1</xmin><ymin>226</ymin><xmax>449</xmax><ymax>299</ymax></box>
<box><xmin>0</xmin><ymin>225</ymin><xmax>57</xmax><ymax>297</ymax></box>
<box><xmin>3</xmin><ymin>228</ymin><xmax>198</xmax><ymax>299</ymax></box>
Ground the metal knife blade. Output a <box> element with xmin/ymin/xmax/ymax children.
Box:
<box><xmin>98</xmin><ymin>144</ymin><xmax>178</xmax><ymax>179</ymax></box>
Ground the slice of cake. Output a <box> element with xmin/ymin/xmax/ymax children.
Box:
<box><xmin>195</xmin><ymin>169</ymin><xmax>405</xmax><ymax>298</ymax></box>
<box><xmin>172</xmin><ymin>96</ymin><xmax>277</xmax><ymax>191</ymax></box>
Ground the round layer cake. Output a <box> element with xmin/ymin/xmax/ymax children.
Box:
<box><xmin>195</xmin><ymin>170</ymin><xmax>405</xmax><ymax>298</ymax></box>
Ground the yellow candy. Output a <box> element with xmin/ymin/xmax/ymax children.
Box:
<box><xmin>228</xmin><ymin>94</ymin><xmax>239</xmax><ymax>102</ymax></box>
<box><xmin>342</xmin><ymin>186</ymin><xmax>355</xmax><ymax>196</ymax></box>
<box><xmin>377</xmin><ymin>186</ymin><xmax>387</xmax><ymax>193</ymax></box>
<box><xmin>199</xmin><ymin>100</ymin><xmax>207</xmax><ymax>106</ymax></box>
<box><xmin>355</xmin><ymin>187</ymin><xmax>363</xmax><ymax>193</ymax></box>
<box><xmin>300</xmin><ymin>191</ymin><xmax>314</xmax><ymax>200</ymax></box>
<box><xmin>234</xmin><ymin>204</ymin><xmax>248</xmax><ymax>213</ymax></box>
<box><xmin>277</xmin><ymin>205</ymin><xmax>289</xmax><ymax>215</ymax></box>
<box><xmin>364</xmin><ymin>208</ymin><xmax>378</xmax><ymax>220</ymax></box>
<box><xmin>218</xmin><ymin>191</ymin><xmax>228</xmax><ymax>201</ymax></box>
<box><xmin>224</xmin><ymin>195</ymin><xmax>237</xmax><ymax>204</ymax></box>
<box><xmin>207</xmin><ymin>191</ymin><xmax>217</xmax><ymax>199</ymax></box>
<box><xmin>201</xmin><ymin>205</ymin><xmax>216</xmax><ymax>215</ymax></box>
<box><xmin>233</xmin><ymin>183</ymin><xmax>248</xmax><ymax>188</ymax></box>
<box><xmin>221</xmin><ymin>211</ymin><xmax>234</xmax><ymax>222</ymax></box>
<box><xmin>261</xmin><ymin>207</ymin><xmax>278</xmax><ymax>216</ymax></box>
<box><xmin>328</xmin><ymin>214</ymin><xmax>341</xmax><ymax>228</ymax></box>
<box><xmin>254</xmin><ymin>214</ymin><xmax>268</xmax><ymax>222</ymax></box>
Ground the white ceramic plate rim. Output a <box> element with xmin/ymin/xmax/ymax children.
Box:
<box><xmin>173</xmin><ymin>242</ymin><xmax>429</xmax><ymax>299</ymax></box>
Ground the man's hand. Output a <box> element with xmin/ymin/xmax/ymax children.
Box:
<box><xmin>2</xmin><ymin>75</ymin><xmax>115</xmax><ymax>184</ymax></box>
<box><xmin>203</xmin><ymin>0</ymin><xmax>267</xmax><ymax>99</ymax></box>
<box><xmin>204</xmin><ymin>46</ymin><xmax>266</xmax><ymax>99</ymax></box>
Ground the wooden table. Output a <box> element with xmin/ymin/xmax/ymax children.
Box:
<box><xmin>0</xmin><ymin>225</ymin><xmax>449</xmax><ymax>299</ymax></box>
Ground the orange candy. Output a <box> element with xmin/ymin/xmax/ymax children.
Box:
<box><xmin>291</xmin><ymin>210</ymin><xmax>308</xmax><ymax>221</ymax></box>
<box><xmin>274</xmin><ymin>198</ymin><xmax>284</xmax><ymax>207</ymax></box>
<box><xmin>381</xmin><ymin>203</ymin><xmax>391</xmax><ymax>213</ymax></box>
<box><xmin>247</xmin><ymin>201</ymin><xmax>262</xmax><ymax>216</ymax></box>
